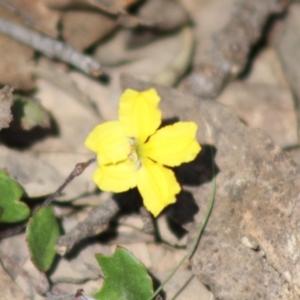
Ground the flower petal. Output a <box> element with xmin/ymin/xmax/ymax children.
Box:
<box><xmin>119</xmin><ymin>89</ymin><xmax>162</xmax><ymax>143</ymax></box>
<box><xmin>137</xmin><ymin>159</ymin><xmax>180</xmax><ymax>217</ymax></box>
<box><xmin>142</xmin><ymin>122</ymin><xmax>201</xmax><ymax>167</ymax></box>
<box><xmin>84</xmin><ymin>121</ymin><xmax>131</xmax><ymax>165</ymax></box>
<box><xmin>93</xmin><ymin>158</ymin><xmax>138</xmax><ymax>193</ymax></box>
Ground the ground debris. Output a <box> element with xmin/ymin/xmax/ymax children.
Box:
<box><xmin>181</xmin><ymin>0</ymin><xmax>289</xmax><ymax>99</ymax></box>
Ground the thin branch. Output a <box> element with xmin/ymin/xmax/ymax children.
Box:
<box><xmin>41</xmin><ymin>157</ymin><xmax>96</xmax><ymax>208</ymax></box>
<box><xmin>170</xmin><ymin>274</ymin><xmax>195</xmax><ymax>300</ymax></box>
<box><xmin>55</xmin><ymin>197</ymin><xmax>120</xmax><ymax>256</ymax></box>
<box><xmin>0</xmin><ymin>17</ymin><xmax>103</xmax><ymax>77</ymax></box>
<box><xmin>182</xmin><ymin>0</ymin><xmax>289</xmax><ymax>98</ymax></box>
<box><xmin>51</xmin><ymin>275</ymin><xmax>102</xmax><ymax>285</ymax></box>
<box><xmin>0</xmin><ymin>158</ymin><xmax>96</xmax><ymax>238</ymax></box>
<box><xmin>46</xmin><ymin>289</ymin><xmax>96</xmax><ymax>300</ymax></box>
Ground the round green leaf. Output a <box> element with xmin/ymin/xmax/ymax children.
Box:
<box><xmin>26</xmin><ymin>206</ymin><xmax>60</xmax><ymax>272</ymax></box>
<box><xmin>94</xmin><ymin>246</ymin><xmax>153</xmax><ymax>300</ymax></box>
<box><xmin>0</xmin><ymin>169</ymin><xmax>30</xmax><ymax>223</ymax></box>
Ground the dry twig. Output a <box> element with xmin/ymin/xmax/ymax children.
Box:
<box><xmin>55</xmin><ymin>198</ymin><xmax>120</xmax><ymax>256</ymax></box>
<box><xmin>182</xmin><ymin>0</ymin><xmax>290</xmax><ymax>99</ymax></box>
<box><xmin>47</xmin><ymin>288</ymin><xmax>96</xmax><ymax>300</ymax></box>
<box><xmin>0</xmin><ymin>17</ymin><xmax>102</xmax><ymax>77</ymax></box>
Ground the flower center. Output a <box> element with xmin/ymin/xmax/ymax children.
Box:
<box><xmin>128</xmin><ymin>138</ymin><xmax>142</xmax><ymax>169</ymax></box>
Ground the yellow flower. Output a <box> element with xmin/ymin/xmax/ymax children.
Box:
<box><xmin>85</xmin><ymin>89</ymin><xmax>201</xmax><ymax>217</ymax></box>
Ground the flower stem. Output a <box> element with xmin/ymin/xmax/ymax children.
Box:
<box><xmin>148</xmin><ymin>148</ymin><xmax>217</xmax><ymax>299</ymax></box>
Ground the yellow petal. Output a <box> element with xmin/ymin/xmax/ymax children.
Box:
<box><xmin>84</xmin><ymin>121</ymin><xmax>131</xmax><ymax>165</ymax></box>
<box><xmin>93</xmin><ymin>158</ymin><xmax>138</xmax><ymax>193</ymax></box>
<box><xmin>137</xmin><ymin>159</ymin><xmax>180</xmax><ymax>217</ymax></box>
<box><xmin>119</xmin><ymin>89</ymin><xmax>162</xmax><ymax>143</ymax></box>
<box><xmin>142</xmin><ymin>122</ymin><xmax>201</xmax><ymax>167</ymax></box>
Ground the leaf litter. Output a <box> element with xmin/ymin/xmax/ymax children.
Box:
<box><xmin>0</xmin><ymin>0</ymin><xmax>299</xmax><ymax>299</ymax></box>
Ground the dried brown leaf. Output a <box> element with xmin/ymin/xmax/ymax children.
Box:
<box><xmin>137</xmin><ymin>0</ymin><xmax>190</xmax><ymax>31</ymax></box>
<box><xmin>217</xmin><ymin>82</ymin><xmax>297</xmax><ymax>148</ymax></box>
<box><xmin>0</xmin><ymin>6</ymin><xmax>35</xmax><ymax>91</ymax></box>
<box><xmin>62</xmin><ymin>10</ymin><xmax>116</xmax><ymax>51</ymax></box>
<box><xmin>88</xmin><ymin>0</ymin><xmax>138</xmax><ymax>14</ymax></box>
<box><xmin>0</xmin><ymin>145</ymin><xmax>64</xmax><ymax>197</ymax></box>
<box><xmin>0</xmin><ymin>33</ymin><xmax>35</xmax><ymax>91</ymax></box>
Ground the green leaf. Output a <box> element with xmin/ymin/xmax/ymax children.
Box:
<box><xmin>94</xmin><ymin>246</ymin><xmax>153</xmax><ymax>300</ymax></box>
<box><xmin>0</xmin><ymin>169</ymin><xmax>30</xmax><ymax>223</ymax></box>
<box><xmin>12</xmin><ymin>96</ymin><xmax>51</xmax><ymax>130</ymax></box>
<box><xmin>26</xmin><ymin>206</ymin><xmax>60</xmax><ymax>272</ymax></box>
